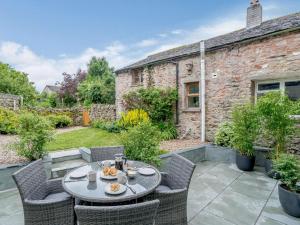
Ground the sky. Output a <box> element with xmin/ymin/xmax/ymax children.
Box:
<box><xmin>1</xmin><ymin>0</ymin><xmax>300</xmax><ymax>91</ymax></box>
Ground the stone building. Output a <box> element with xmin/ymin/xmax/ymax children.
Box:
<box><xmin>116</xmin><ymin>1</ymin><xmax>300</xmax><ymax>142</ymax></box>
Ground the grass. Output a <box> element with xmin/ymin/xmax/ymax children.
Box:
<box><xmin>45</xmin><ymin>128</ymin><xmax>121</xmax><ymax>151</ymax></box>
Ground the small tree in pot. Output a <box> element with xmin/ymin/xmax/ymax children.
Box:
<box><xmin>256</xmin><ymin>92</ymin><xmax>297</xmax><ymax>177</ymax></box>
<box><xmin>273</xmin><ymin>154</ymin><xmax>300</xmax><ymax>217</ymax></box>
<box><xmin>231</xmin><ymin>103</ymin><xmax>259</xmax><ymax>171</ymax></box>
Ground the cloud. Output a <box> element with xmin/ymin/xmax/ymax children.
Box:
<box><xmin>136</xmin><ymin>39</ymin><xmax>159</xmax><ymax>48</ymax></box>
<box><xmin>0</xmin><ymin>41</ymin><xmax>133</xmax><ymax>91</ymax></box>
<box><xmin>0</xmin><ymin>1</ymin><xmax>289</xmax><ymax>91</ymax></box>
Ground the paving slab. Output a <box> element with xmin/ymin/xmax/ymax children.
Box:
<box><xmin>0</xmin><ymin>161</ymin><xmax>298</xmax><ymax>225</ymax></box>
<box><xmin>260</xmin><ymin>185</ymin><xmax>300</xmax><ymax>225</ymax></box>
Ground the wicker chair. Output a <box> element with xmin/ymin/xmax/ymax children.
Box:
<box><xmin>151</xmin><ymin>153</ymin><xmax>196</xmax><ymax>225</ymax></box>
<box><xmin>75</xmin><ymin>200</ymin><xmax>160</xmax><ymax>225</ymax></box>
<box><xmin>90</xmin><ymin>146</ymin><xmax>124</xmax><ymax>162</ymax></box>
<box><xmin>12</xmin><ymin>159</ymin><xmax>74</xmax><ymax>225</ymax></box>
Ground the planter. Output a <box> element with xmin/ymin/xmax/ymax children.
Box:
<box><xmin>264</xmin><ymin>159</ymin><xmax>280</xmax><ymax>179</ymax></box>
<box><xmin>236</xmin><ymin>151</ymin><xmax>255</xmax><ymax>171</ymax></box>
<box><xmin>278</xmin><ymin>184</ymin><xmax>300</xmax><ymax>217</ymax></box>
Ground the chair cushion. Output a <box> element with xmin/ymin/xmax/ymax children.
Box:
<box><xmin>156</xmin><ymin>185</ymin><xmax>172</xmax><ymax>192</ymax></box>
<box><xmin>44</xmin><ymin>192</ymin><xmax>70</xmax><ymax>201</ymax></box>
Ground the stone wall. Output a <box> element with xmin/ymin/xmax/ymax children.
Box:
<box><xmin>116</xmin><ymin>30</ymin><xmax>300</xmax><ymax>152</ymax></box>
<box><xmin>205</xmin><ymin>31</ymin><xmax>300</xmax><ymax>142</ymax></box>
<box><xmin>0</xmin><ymin>93</ymin><xmax>22</xmax><ymax>110</ymax></box>
<box><xmin>90</xmin><ymin>104</ymin><xmax>116</xmax><ymax>121</ymax></box>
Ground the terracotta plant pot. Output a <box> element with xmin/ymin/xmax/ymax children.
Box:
<box><xmin>236</xmin><ymin>151</ymin><xmax>255</xmax><ymax>171</ymax></box>
<box><xmin>278</xmin><ymin>184</ymin><xmax>300</xmax><ymax>218</ymax></box>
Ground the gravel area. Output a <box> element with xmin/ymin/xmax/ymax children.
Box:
<box><xmin>0</xmin><ymin>126</ymin><xmax>87</xmax><ymax>165</ymax></box>
<box><xmin>160</xmin><ymin>139</ymin><xmax>203</xmax><ymax>152</ymax></box>
<box><xmin>0</xmin><ymin>134</ymin><xmax>27</xmax><ymax>165</ymax></box>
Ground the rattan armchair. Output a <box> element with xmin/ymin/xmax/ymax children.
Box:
<box><xmin>12</xmin><ymin>159</ymin><xmax>74</xmax><ymax>225</ymax></box>
<box><xmin>90</xmin><ymin>146</ymin><xmax>124</xmax><ymax>162</ymax></box>
<box><xmin>150</xmin><ymin>153</ymin><xmax>196</xmax><ymax>225</ymax></box>
<box><xmin>75</xmin><ymin>200</ymin><xmax>160</xmax><ymax>225</ymax></box>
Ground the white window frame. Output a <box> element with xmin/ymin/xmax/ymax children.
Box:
<box><xmin>255</xmin><ymin>78</ymin><xmax>300</xmax><ymax>103</ymax></box>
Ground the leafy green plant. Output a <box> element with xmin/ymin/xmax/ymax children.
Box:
<box><xmin>91</xmin><ymin>119</ymin><xmax>121</xmax><ymax>133</ymax></box>
<box><xmin>16</xmin><ymin>113</ymin><xmax>53</xmax><ymax>160</ymax></box>
<box><xmin>273</xmin><ymin>154</ymin><xmax>300</xmax><ymax>192</ymax></box>
<box><xmin>0</xmin><ymin>107</ymin><xmax>19</xmax><ymax>134</ymax></box>
<box><xmin>156</xmin><ymin>122</ymin><xmax>177</xmax><ymax>140</ymax></box>
<box><xmin>46</xmin><ymin>114</ymin><xmax>73</xmax><ymax>128</ymax></box>
<box><xmin>123</xmin><ymin>87</ymin><xmax>178</xmax><ymax>123</ymax></box>
<box><xmin>121</xmin><ymin>122</ymin><xmax>161</xmax><ymax>166</ymax></box>
<box><xmin>0</xmin><ymin>62</ymin><xmax>37</xmax><ymax>105</ymax></box>
<box><xmin>214</xmin><ymin>121</ymin><xmax>234</xmax><ymax>147</ymax></box>
<box><xmin>257</xmin><ymin>92</ymin><xmax>296</xmax><ymax>159</ymax></box>
<box><xmin>117</xmin><ymin>109</ymin><xmax>150</xmax><ymax>129</ymax></box>
<box><xmin>231</xmin><ymin>103</ymin><xmax>259</xmax><ymax>156</ymax></box>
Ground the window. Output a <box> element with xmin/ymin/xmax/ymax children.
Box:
<box><xmin>255</xmin><ymin>79</ymin><xmax>300</xmax><ymax>101</ymax></box>
<box><xmin>131</xmin><ymin>69</ymin><xmax>143</xmax><ymax>86</ymax></box>
<box><xmin>186</xmin><ymin>82</ymin><xmax>199</xmax><ymax>108</ymax></box>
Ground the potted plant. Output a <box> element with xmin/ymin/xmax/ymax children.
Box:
<box><xmin>273</xmin><ymin>153</ymin><xmax>300</xmax><ymax>217</ymax></box>
<box><xmin>257</xmin><ymin>92</ymin><xmax>296</xmax><ymax>177</ymax></box>
<box><xmin>231</xmin><ymin>103</ymin><xmax>259</xmax><ymax>171</ymax></box>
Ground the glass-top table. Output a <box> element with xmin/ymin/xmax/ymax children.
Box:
<box><xmin>62</xmin><ymin>161</ymin><xmax>161</xmax><ymax>203</ymax></box>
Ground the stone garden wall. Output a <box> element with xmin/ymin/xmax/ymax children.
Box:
<box><xmin>90</xmin><ymin>104</ymin><xmax>116</xmax><ymax>121</ymax></box>
<box><xmin>0</xmin><ymin>93</ymin><xmax>22</xmax><ymax>110</ymax></box>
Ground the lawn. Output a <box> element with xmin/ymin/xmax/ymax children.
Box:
<box><xmin>45</xmin><ymin>128</ymin><xmax>121</xmax><ymax>151</ymax></box>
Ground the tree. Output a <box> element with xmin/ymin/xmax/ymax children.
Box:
<box><xmin>0</xmin><ymin>62</ymin><xmax>37</xmax><ymax>105</ymax></box>
<box><xmin>78</xmin><ymin>57</ymin><xmax>115</xmax><ymax>105</ymax></box>
<box><xmin>57</xmin><ymin>69</ymin><xmax>87</xmax><ymax>107</ymax></box>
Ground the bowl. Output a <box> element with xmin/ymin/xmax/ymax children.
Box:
<box><xmin>127</xmin><ymin>170</ymin><xmax>137</xmax><ymax>179</ymax></box>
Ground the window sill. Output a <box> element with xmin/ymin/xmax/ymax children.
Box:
<box><xmin>182</xmin><ymin>108</ymin><xmax>201</xmax><ymax>112</ymax></box>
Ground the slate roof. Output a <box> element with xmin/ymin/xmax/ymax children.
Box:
<box><xmin>116</xmin><ymin>12</ymin><xmax>300</xmax><ymax>73</ymax></box>
<box><xmin>43</xmin><ymin>85</ymin><xmax>60</xmax><ymax>93</ymax></box>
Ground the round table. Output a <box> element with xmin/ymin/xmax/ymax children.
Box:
<box><xmin>62</xmin><ymin>161</ymin><xmax>161</xmax><ymax>203</ymax></box>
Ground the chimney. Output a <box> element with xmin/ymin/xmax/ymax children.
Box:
<box><xmin>247</xmin><ymin>0</ymin><xmax>262</xmax><ymax>29</ymax></box>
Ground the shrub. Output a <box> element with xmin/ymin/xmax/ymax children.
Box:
<box><xmin>231</xmin><ymin>103</ymin><xmax>259</xmax><ymax>156</ymax></box>
<box><xmin>16</xmin><ymin>113</ymin><xmax>53</xmax><ymax>160</ymax></box>
<box><xmin>0</xmin><ymin>107</ymin><xmax>18</xmax><ymax>134</ymax></box>
<box><xmin>117</xmin><ymin>109</ymin><xmax>150</xmax><ymax>129</ymax></box>
<box><xmin>46</xmin><ymin>114</ymin><xmax>73</xmax><ymax>128</ymax></box>
<box><xmin>91</xmin><ymin>119</ymin><xmax>121</xmax><ymax>133</ymax></box>
<box><xmin>123</xmin><ymin>87</ymin><xmax>178</xmax><ymax>123</ymax></box>
<box><xmin>214</xmin><ymin>121</ymin><xmax>234</xmax><ymax>147</ymax></box>
<box><xmin>156</xmin><ymin>122</ymin><xmax>177</xmax><ymax>140</ymax></box>
<box><xmin>121</xmin><ymin>122</ymin><xmax>161</xmax><ymax>166</ymax></box>
<box><xmin>257</xmin><ymin>92</ymin><xmax>296</xmax><ymax>158</ymax></box>
<box><xmin>273</xmin><ymin>154</ymin><xmax>300</xmax><ymax>192</ymax></box>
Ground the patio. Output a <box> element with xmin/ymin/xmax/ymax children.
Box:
<box><xmin>0</xmin><ymin>161</ymin><xmax>299</xmax><ymax>225</ymax></box>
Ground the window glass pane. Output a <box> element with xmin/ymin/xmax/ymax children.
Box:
<box><xmin>188</xmin><ymin>96</ymin><xmax>199</xmax><ymax>108</ymax></box>
<box><xmin>188</xmin><ymin>83</ymin><xmax>199</xmax><ymax>94</ymax></box>
<box><xmin>258</xmin><ymin>82</ymin><xmax>280</xmax><ymax>91</ymax></box>
<box><xmin>285</xmin><ymin>81</ymin><xmax>300</xmax><ymax>101</ymax></box>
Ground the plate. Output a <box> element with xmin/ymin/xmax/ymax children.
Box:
<box><xmin>70</xmin><ymin>171</ymin><xmax>87</xmax><ymax>179</ymax></box>
<box><xmin>105</xmin><ymin>184</ymin><xmax>127</xmax><ymax>195</ymax></box>
<box><xmin>100</xmin><ymin>170</ymin><xmax>120</xmax><ymax>180</ymax></box>
<box><xmin>138</xmin><ymin>167</ymin><xmax>156</xmax><ymax>176</ymax></box>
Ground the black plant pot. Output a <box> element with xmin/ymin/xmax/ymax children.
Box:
<box><xmin>236</xmin><ymin>152</ymin><xmax>255</xmax><ymax>171</ymax></box>
<box><xmin>278</xmin><ymin>184</ymin><xmax>300</xmax><ymax>218</ymax></box>
<box><xmin>264</xmin><ymin>159</ymin><xmax>280</xmax><ymax>179</ymax></box>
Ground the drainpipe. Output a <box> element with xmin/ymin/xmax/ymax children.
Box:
<box><xmin>200</xmin><ymin>41</ymin><xmax>206</xmax><ymax>142</ymax></box>
<box><xmin>175</xmin><ymin>62</ymin><xmax>179</xmax><ymax>125</ymax></box>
